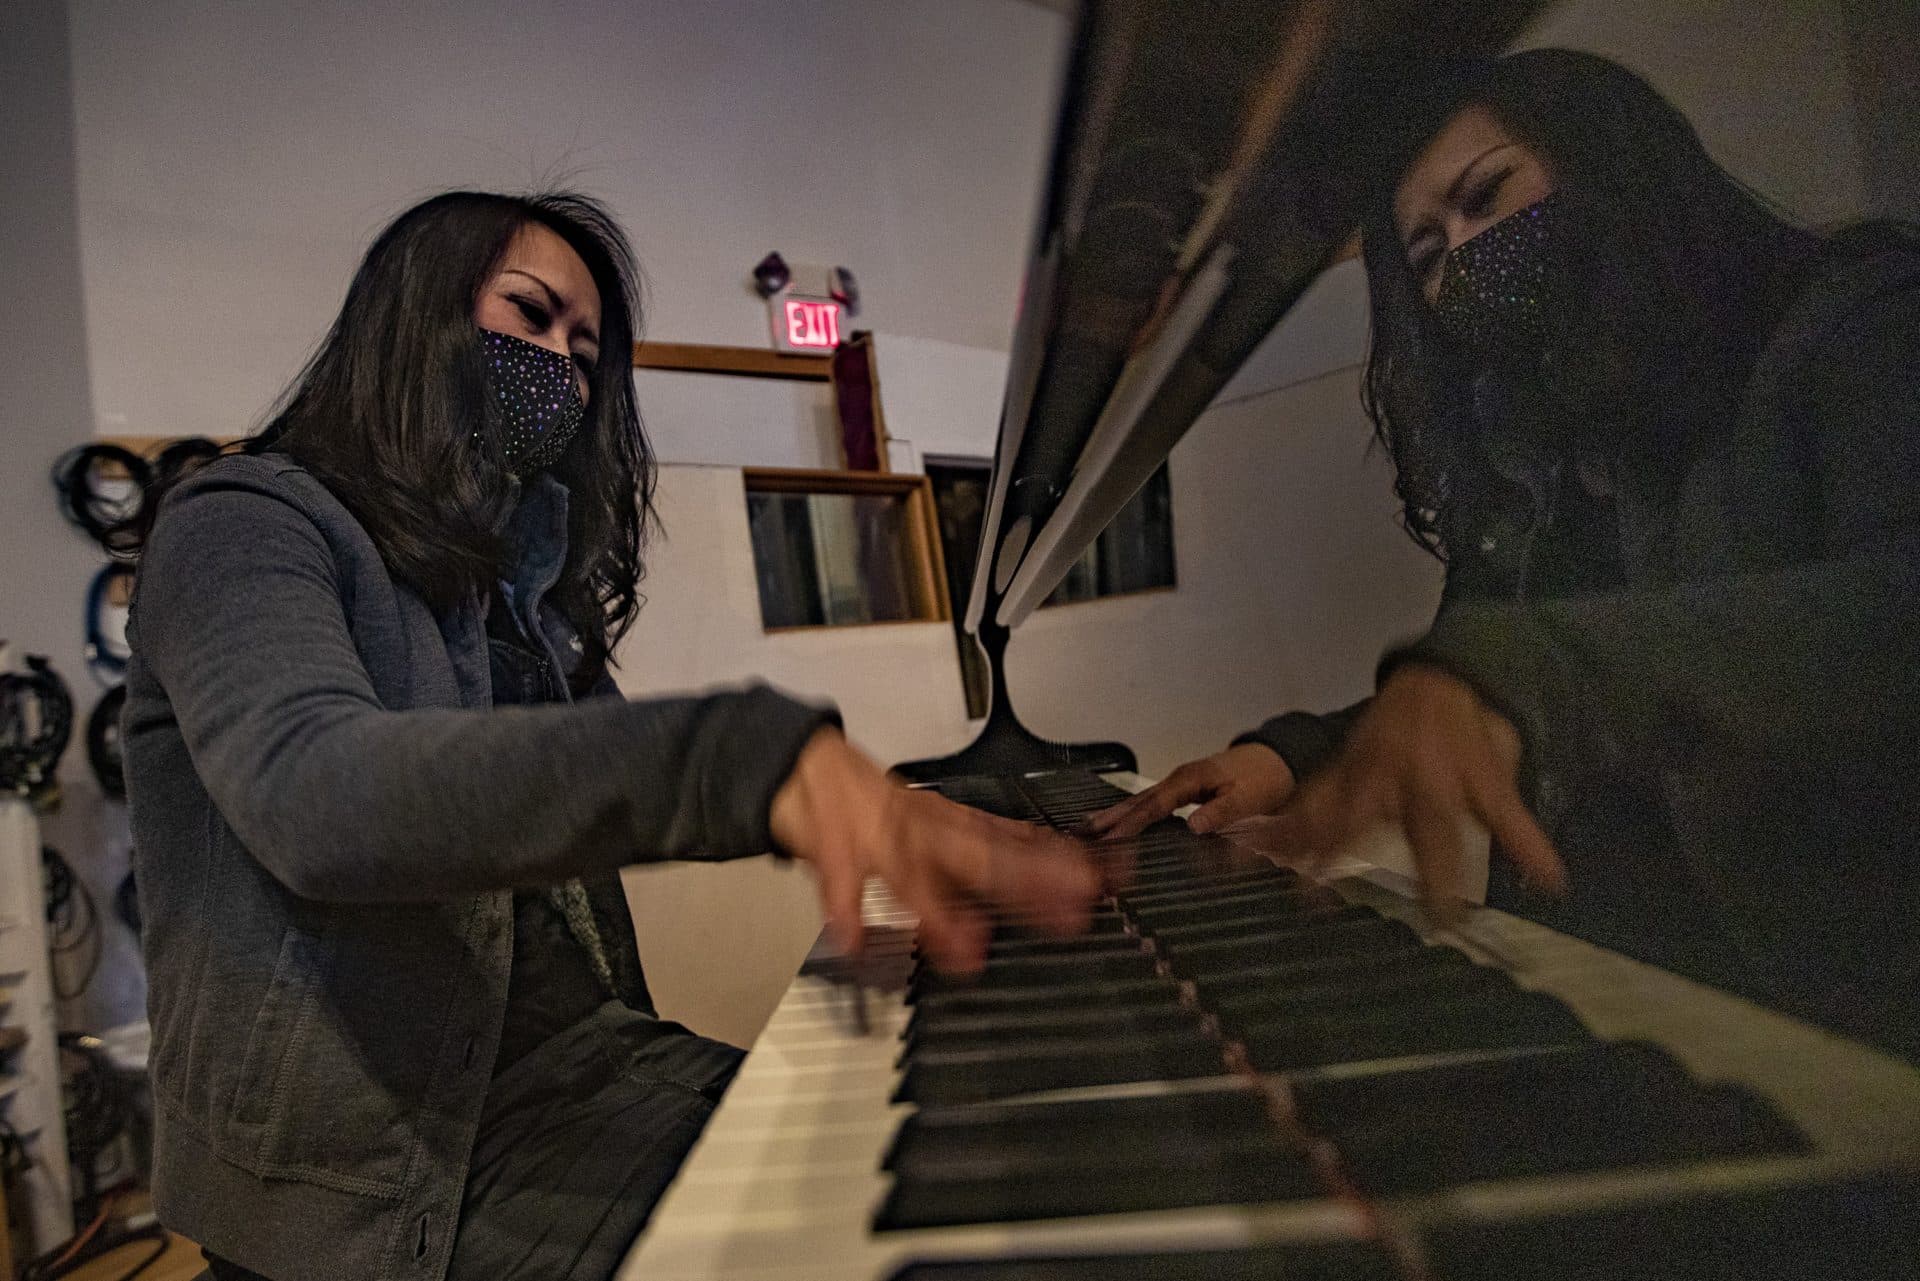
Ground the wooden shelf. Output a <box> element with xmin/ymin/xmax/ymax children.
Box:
<box><xmin>632</xmin><ymin>341</ymin><xmax>833</xmax><ymax>381</ymax></box>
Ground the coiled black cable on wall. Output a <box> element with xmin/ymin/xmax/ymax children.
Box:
<box><xmin>52</xmin><ymin>444</ymin><xmax>151</xmax><ymax>557</ymax></box>
<box><xmin>87</xmin><ymin>682</ymin><xmax>127</xmax><ymax>799</ymax></box>
<box><xmin>53</xmin><ymin>435</ymin><xmax>226</xmax><ymax>557</ymax></box>
<box><xmin>1</xmin><ymin>655</ymin><xmax>73</xmax><ymax>806</ymax></box>
<box><xmin>84</xmin><ymin>563</ymin><xmax>137</xmax><ymax>684</ymax></box>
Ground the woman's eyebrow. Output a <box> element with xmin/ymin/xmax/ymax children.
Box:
<box><xmin>502</xmin><ymin>268</ymin><xmax>599</xmax><ymax>347</ymax></box>
<box><xmin>1445</xmin><ymin>143</ymin><xmax>1518</xmax><ymax>207</ymax></box>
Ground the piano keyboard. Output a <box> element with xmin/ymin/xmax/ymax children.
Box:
<box><xmin>622</xmin><ymin>771</ymin><xmax>1920</xmax><ymax>1280</ymax></box>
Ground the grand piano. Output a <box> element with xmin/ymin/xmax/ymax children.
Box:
<box><xmin>623</xmin><ymin>2</ymin><xmax>1920</xmax><ymax>1276</ymax></box>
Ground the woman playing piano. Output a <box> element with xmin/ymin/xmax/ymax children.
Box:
<box><xmin>121</xmin><ymin>191</ymin><xmax>1099</xmax><ymax>1281</ymax></box>
<box><xmin>1093</xmin><ymin>49</ymin><xmax>1920</xmax><ymax>1060</ymax></box>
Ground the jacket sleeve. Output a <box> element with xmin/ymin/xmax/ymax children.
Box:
<box><xmin>1382</xmin><ymin>267</ymin><xmax>1920</xmax><ymax>784</ymax></box>
<box><xmin>131</xmin><ymin>474</ymin><xmax>838</xmax><ymax>903</ymax></box>
<box><xmin>1230</xmin><ymin>701</ymin><xmax>1369</xmax><ymax>781</ymax></box>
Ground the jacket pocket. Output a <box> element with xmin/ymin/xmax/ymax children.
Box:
<box><xmin>245</xmin><ymin>902</ymin><xmax>485</xmax><ymax>1201</ymax></box>
<box><xmin>228</xmin><ymin>922</ymin><xmax>329</xmax><ymax>1130</ymax></box>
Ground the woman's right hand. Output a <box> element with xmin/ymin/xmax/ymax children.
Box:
<box><xmin>769</xmin><ymin>729</ymin><xmax>1102</xmax><ymax>975</ymax></box>
<box><xmin>1084</xmin><ymin>743</ymin><xmax>1296</xmax><ymax>840</ymax></box>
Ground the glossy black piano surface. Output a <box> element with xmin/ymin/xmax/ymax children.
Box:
<box><xmin>872</xmin><ymin>770</ymin><xmax>1915</xmax><ymax>1279</ymax></box>
<box><xmin>622</xmin><ymin>765</ymin><xmax>1920</xmax><ymax>1279</ymax></box>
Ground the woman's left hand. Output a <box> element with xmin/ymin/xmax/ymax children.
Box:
<box><xmin>769</xmin><ymin>729</ymin><xmax>1100</xmax><ymax>974</ymax></box>
<box><xmin>1227</xmin><ymin>665</ymin><xmax>1566</xmax><ymax>920</ymax></box>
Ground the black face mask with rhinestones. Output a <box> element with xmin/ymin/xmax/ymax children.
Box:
<box><xmin>1432</xmin><ymin>194</ymin><xmax>1566</xmax><ymax>360</ymax></box>
<box><xmin>478</xmin><ymin>327</ymin><xmax>586</xmax><ymax>476</ymax></box>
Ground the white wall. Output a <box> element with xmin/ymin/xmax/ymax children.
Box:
<box><xmin>66</xmin><ymin>0</ymin><xmax>1065</xmax><ymax>442</ymax></box>
<box><xmin>868</xmin><ymin>332</ymin><xmax>1013</xmax><ymax>463</ymax></box>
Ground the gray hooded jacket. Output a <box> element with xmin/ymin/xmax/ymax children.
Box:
<box><xmin>124</xmin><ymin>455</ymin><xmax>833</xmax><ymax>1281</ymax></box>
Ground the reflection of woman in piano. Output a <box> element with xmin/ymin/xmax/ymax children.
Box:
<box><xmin>1093</xmin><ymin>50</ymin><xmax>1919</xmax><ymax>1059</ymax></box>
<box><xmin>122</xmin><ymin>191</ymin><xmax>1098</xmax><ymax>1281</ymax></box>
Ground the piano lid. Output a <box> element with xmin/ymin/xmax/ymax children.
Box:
<box><xmin>966</xmin><ymin>0</ymin><xmax>1550</xmax><ymax>631</ymax></box>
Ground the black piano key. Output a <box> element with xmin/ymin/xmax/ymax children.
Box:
<box><xmin>891</xmin><ymin>1121</ymin><xmax>1288</xmax><ymax>1185</ymax></box>
<box><xmin>1291</xmin><ymin>1041</ymin><xmax>1692</xmax><ymax>1131</ymax></box>
<box><xmin>1144</xmin><ymin>902</ymin><xmax>1379</xmax><ymax>945</ymax></box>
<box><xmin>884</xmin><ymin>1242</ymin><xmax>1403</xmax><ymax>1281</ymax></box>
<box><xmin>1130</xmin><ymin>889</ymin><xmax>1352</xmax><ymax>931</ymax></box>
<box><xmin>906</xmin><ymin>998</ymin><xmax>1192</xmax><ymax>1048</ymax></box>
<box><xmin>883</xmin><ymin>1084</ymin><xmax>1274</xmax><ymax>1170</ymax></box>
<box><xmin>1112</xmin><ymin>863</ymin><xmax>1298</xmax><ymax>894</ymax></box>
<box><xmin>1294</xmin><ymin>1043</ymin><xmax>1807</xmax><ymax>1194</ymax></box>
<box><xmin>1192</xmin><ymin>944</ymin><xmax>1471</xmax><ymax>1003</ymax></box>
<box><xmin>1161</xmin><ymin>918</ymin><xmax>1424</xmax><ymax>976</ymax></box>
<box><xmin>902</xmin><ymin>1002</ymin><xmax>1204</xmax><ymax>1058</ymax></box>
<box><xmin>906</xmin><ymin>975</ymin><xmax>1182</xmax><ymax>1023</ymax></box>
<box><xmin>1210</xmin><ymin>953</ymin><xmax>1513</xmax><ymax>1022</ymax></box>
<box><xmin>984</xmin><ymin>932</ymin><xmax>1143</xmax><ymax>960</ymax></box>
<box><xmin>972</xmin><ymin>913</ymin><xmax>1131</xmax><ymax>942</ymax></box>
<box><xmin>1423</xmin><ymin>1172</ymin><xmax>1919</xmax><ymax>1280</ymax></box>
<box><xmin>876</xmin><ymin>1138</ymin><xmax>1319</xmax><ymax>1230</ymax></box>
<box><xmin>912</xmin><ymin>948</ymin><xmax>1160</xmax><ymax>993</ymax></box>
<box><xmin>923</xmin><ymin>776</ymin><xmax>1046</xmax><ymax>822</ymax></box>
<box><xmin>894</xmin><ymin>1029</ymin><xmax>1227</xmax><ymax>1105</ymax></box>
<box><xmin>1121</xmin><ymin>878</ymin><xmax>1333</xmax><ymax>910</ymax></box>
<box><xmin>1236</xmin><ymin>987</ymin><xmax>1592</xmax><ymax>1073</ymax></box>
<box><xmin>1343</xmin><ymin>1082</ymin><xmax>1807</xmax><ymax>1193</ymax></box>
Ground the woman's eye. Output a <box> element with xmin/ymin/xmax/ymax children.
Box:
<box><xmin>1462</xmin><ymin>170</ymin><xmax>1508</xmax><ymax>218</ymax></box>
<box><xmin>513</xmin><ymin>296</ymin><xmax>551</xmax><ymax>329</ymax></box>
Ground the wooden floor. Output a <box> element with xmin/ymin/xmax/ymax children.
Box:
<box><xmin>60</xmin><ymin>1231</ymin><xmax>205</xmax><ymax>1281</ymax></box>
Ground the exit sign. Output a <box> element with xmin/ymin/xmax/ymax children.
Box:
<box><xmin>770</xmin><ymin>294</ymin><xmax>844</xmax><ymax>352</ymax></box>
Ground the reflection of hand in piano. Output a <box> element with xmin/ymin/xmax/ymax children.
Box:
<box><xmin>1241</xmin><ymin>667</ymin><xmax>1566</xmax><ymax>924</ymax></box>
<box><xmin>1084</xmin><ymin>743</ymin><xmax>1297</xmax><ymax>840</ymax></box>
<box><xmin>768</xmin><ymin>728</ymin><xmax>1101</xmax><ymax>973</ymax></box>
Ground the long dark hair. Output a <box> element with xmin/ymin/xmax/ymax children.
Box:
<box><xmin>142</xmin><ymin>190</ymin><xmax>655</xmax><ymax>687</ymax></box>
<box><xmin>1358</xmin><ymin>49</ymin><xmax>1827</xmax><ymax>559</ymax></box>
